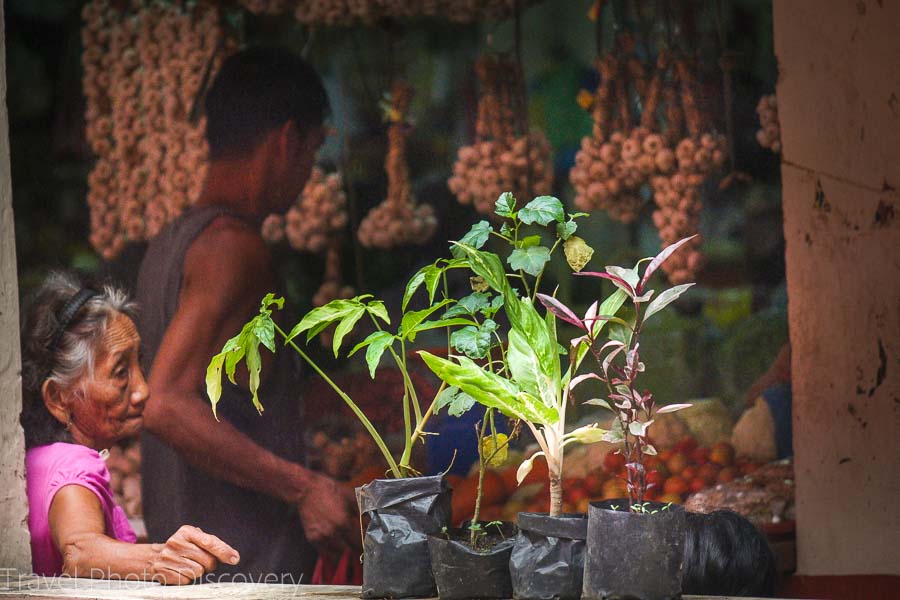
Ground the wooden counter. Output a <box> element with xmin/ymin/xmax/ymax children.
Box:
<box><xmin>0</xmin><ymin>573</ymin><xmax>808</xmax><ymax>600</ymax></box>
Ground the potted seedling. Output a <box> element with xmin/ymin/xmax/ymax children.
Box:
<box><xmin>206</xmin><ymin>279</ymin><xmax>476</xmax><ymax>598</ymax></box>
<box><xmin>419</xmin><ymin>193</ymin><xmax>627</xmax><ymax>600</ymax></box>
<box><xmin>426</xmin><ymin>409</ymin><xmax>520</xmax><ymax>600</ymax></box>
<box><xmin>557</xmin><ymin>236</ymin><xmax>696</xmax><ymax>600</ymax></box>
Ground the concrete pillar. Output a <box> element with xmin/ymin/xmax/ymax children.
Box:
<box><xmin>0</xmin><ymin>1</ymin><xmax>33</xmax><ymax>572</ymax></box>
<box><xmin>774</xmin><ymin>0</ymin><xmax>900</xmax><ymax>576</ymax></box>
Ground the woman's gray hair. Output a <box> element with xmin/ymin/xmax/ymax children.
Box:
<box><xmin>20</xmin><ymin>271</ymin><xmax>138</xmax><ymax>448</ymax></box>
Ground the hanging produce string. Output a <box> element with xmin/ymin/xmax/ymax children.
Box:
<box><xmin>513</xmin><ymin>0</ymin><xmax>533</xmax><ymax>197</ymax></box>
<box><xmin>711</xmin><ymin>0</ymin><xmax>750</xmax><ymax>187</ymax></box>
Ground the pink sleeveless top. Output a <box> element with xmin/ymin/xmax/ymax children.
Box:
<box><xmin>26</xmin><ymin>442</ymin><xmax>136</xmax><ymax>575</ymax></box>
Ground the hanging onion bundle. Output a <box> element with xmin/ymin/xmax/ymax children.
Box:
<box><xmin>755</xmin><ymin>94</ymin><xmax>781</xmax><ymax>154</ymax></box>
<box><xmin>448</xmin><ymin>54</ymin><xmax>553</xmax><ymax>216</ymax></box>
<box><xmin>570</xmin><ymin>43</ymin><xmax>727</xmax><ymax>284</ymax></box>
<box><xmin>82</xmin><ymin>0</ymin><xmax>236</xmax><ymax>259</ymax></box>
<box><xmin>357</xmin><ymin>81</ymin><xmax>438</xmax><ymax>249</ymax></box>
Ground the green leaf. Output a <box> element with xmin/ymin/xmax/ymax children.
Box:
<box><xmin>518</xmin><ymin>196</ymin><xmax>564</xmax><ymax>226</ymax></box>
<box><xmin>419</xmin><ymin>351</ymin><xmax>559</xmax><ymax>425</ymax></box>
<box><xmin>411</xmin><ymin>318</ymin><xmax>478</xmax><ymax>336</ymax></box>
<box><xmin>364</xmin><ymin>332</ymin><xmax>395</xmax><ymax>378</ymax></box>
<box><xmin>507</xmin><ymin>297</ymin><xmax>559</xmax><ymax>385</ymax></box>
<box><xmin>424</xmin><ymin>267</ymin><xmax>443</xmax><ymax>305</ymax></box>
<box><xmin>366</xmin><ymin>300</ymin><xmax>390</xmax><ymax>325</ymax></box>
<box><xmin>454</xmin><ymin>245</ymin><xmax>511</xmax><ymax>297</ymax></box>
<box><xmin>399</xmin><ymin>299</ymin><xmax>453</xmax><ymax>340</ymax></box>
<box><xmin>643</xmin><ymin>283</ymin><xmax>695</xmax><ymax>322</ymax></box>
<box><xmin>516</xmin><ymin>451</ymin><xmax>546</xmax><ymax>485</ymax></box>
<box><xmin>508</xmin><ymin>246</ymin><xmax>552</xmax><ymax>277</ymax></box>
<box><xmin>287</xmin><ymin>299</ymin><xmax>359</xmax><ymax>343</ymax></box>
<box><xmin>451</xmin><ymin>221</ymin><xmax>492</xmax><ymax>258</ymax></box>
<box><xmin>607</xmin><ymin>265</ymin><xmax>640</xmax><ymax>289</ymax></box>
<box><xmin>443</xmin><ymin>292</ymin><xmax>490</xmax><ymax>318</ymax></box>
<box><xmin>508</xmin><ymin>327</ymin><xmax>558</xmax><ymax>408</ymax></box>
<box><xmin>222</xmin><ymin>336</ymin><xmax>245</xmax><ymax>385</ymax></box>
<box><xmin>251</xmin><ymin>315</ymin><xmax>276</xmax><ymax>353</ymax></box>
<box><xmin>556</xmin><ymin>220</ymin><xmax>578</xmax><ymax>241</ymax></box>
<box><xmin>450</xmin><ymin>323</ymin><xmax>493</xmax><ymax>359</ymax></box>
<box><xmin>495</xmin><ymin>191</ymin><xmax>516</xmax><ymax>218</ymax></box>
<box><xmin>563</xmin><ymin>236</ymin><xmax>593</xmax><ymax>272</ymax></box>
<box><xmin>564</xmin><ymin>423</ymin><xmax>608</xmax><ymax>445</ymax></box>
<box><xmin>499</xmin><ymin>222</ymin><xmax>513</xmax><ymax>237</ymax></box>
<box><xmin>332</xmin><ymin>307</ymin><xmax>366</xmax><ymax>357</ymax></box>
<box><xmin>402</xmin><ymin>267</ymin><xmax>427</xmax><ymax>311</ymax></box>
<box><xmin>244</xmin><ymin>335</ymin><xmax>263</xmax><ymax>414</ymax></box>
<box><xmin>260</xmin><ymin>293</ymin><xmax>285</xmax><ymax>312</ymax></box>
<box><xmin>205</xmin><ymin>353</ymin><xmax>226</xmax><ymax>419</ymax></box>
<box><xmin>434</xmin><ymin>386</ymin><xmax>477</xmax><ymax>417</ymax></box>
<box><xmin>518</xmin><ymin>235</ymin><xmax>542</xmax><ymax>249</ymax></box>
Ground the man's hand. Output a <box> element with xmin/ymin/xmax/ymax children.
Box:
<box><xmin>297</xmin><ymin>471</ymin><xmax>361</xmax><ymax>557</ymax></box>
<box><xmin>150</xmin><ymin>525</ymin><xmax>240</xmax><ymax>585</ymax></box>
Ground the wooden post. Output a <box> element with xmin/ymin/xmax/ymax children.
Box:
<box><xmin>774</xmin><ymin>0</ymin><xmax>900</xmax><ymax>576</ymax></box>
<box><xmin>0</xmin><ymin>1</ymin><xmax>32</xmax><ymax>572</ymax></box>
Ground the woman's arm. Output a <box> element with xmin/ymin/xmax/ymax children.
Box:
<box><xmin>49</xmin><ymin>485</ymin><xmax>239</xmax><ymax>584</ymax></box>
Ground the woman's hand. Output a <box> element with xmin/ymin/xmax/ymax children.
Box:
<box><xmin>150</xmin><ymin>525</ymin><xmax>240</xmax><ymax>585</ymax></box>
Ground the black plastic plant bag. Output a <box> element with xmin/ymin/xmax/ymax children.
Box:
<box><xmin>427</xmin><ymin>522</ymin><xmax>517</xmax><ymax>600</ymax></box>
<box><xmin>356</xmin><ymin>475</ymin><xmax>452</xmax><ymax>598</ymax></box>
<box><xmin>510</xmin><ymin>512</ymin><xmax>588</xmax><ymax>600</ymax></box>
<box><xmin>583</xmin><ymin>500</ymin><xmax>686</xmax><ymax>600</ymax></box>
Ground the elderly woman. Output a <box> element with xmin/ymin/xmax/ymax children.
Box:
<box><xmin>20</xmin><ymin>272</ymin><xmax>239</xmax><ymax>584</ymax></box>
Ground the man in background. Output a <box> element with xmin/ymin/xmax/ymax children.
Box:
<box><xmin>136</xmin><ymin>46</ymin><xmax>356</xmax><ymax>581</ymax></box>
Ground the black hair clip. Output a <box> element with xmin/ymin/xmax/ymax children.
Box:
<box><xmin>47</xmin><ymin>288</ymin><xmax>101</xmax><ymax>355</ymax></box>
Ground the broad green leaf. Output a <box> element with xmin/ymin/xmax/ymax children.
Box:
<box><xmin>411</xmin><ymin>318</ymin><xmax>477</xmax><ymax>336</ymax></box>
<box><xmin>507</xmin><ymin>297</ymin><xmax>559</xmax><ymax>385</ymax></box>
<box><xmin>499</xmin><ymin>222</ymin><xmax>513</xmax><ymax>237</ymax></box>
<box><xmin>451</xmin><ymin>221</ymin><xmax>492</xmax><ymax>258</ymax></box>
<box><xmin>434</xmin><ymin>386</ymin><xmax>477</xmax><ymax>417</ymax></box>
<box><xmin>629</xmin><ymin>420</ymin><xmax>654</xmax><ymax>437</ymax></box>
<box><xmin>332</xmin><ymin>306</ymin><xmax>366</xmax><ymax>357</ymax></box>
<box><xmin>364</xmin><ymin>332</ymin><xmax>395</xmax><ymax>378</ymax></box>
<box><xmin>222</xmin><ymin>336</ymin><xmax>245</xmax><ymax>384</ymax></box>
<box><xmin>556</xmin><ymin>220</ymin><xmax>577</xmax><ymax>241</ymax></box>
<box><xmin>244</xmin><ymin>335</ymin><xmax>263</xmax><ymax>414</ymax></box>
<box><xmin>399</xmin><ymin>299</ymin><xmax>452</xmax><ymax>340</ymax></box>
<box><xmin>519</xmin><ymin>235</ymin><xmax>542</xmax><ymax>249</ymax></box>
<box><xmin>349</xmin><ymin>329</ymin><xmax>390</xmax><ymax>356</ymax></box>
<box><xmin>454</xmin><ymin>245</ymin><xmax>511</xmax><ymax>297</ymax></box>
<box><xmin>508</xmin><ymin>246</ymin><xmax>551</xmax><ymax>277</ymax></box>
<box><xmin>518</xmin><ymin>196</ymin><xmax>565</xmax><ymax>226</ymax></box>
<box><xmin>206</xmin><ymin>353</ymin><xmax>226</xmax><ymax>418</ymax></box>
<box><xmin>516</xmin><ymin>451</ymin><xmax>546</xmax><ymax>485</ymax></box>
<box><xmin>443</xmin><ymin>292</ymin><xmax>489</xmax><ymax>318</ymax></box>
<box><xmin>450</xmin><ymin>322</ymin><xmax>493</xmax><ymax>359</ymax></box>
<box><xmin>251</xmin><ymin>314</ymin><xmax>276</xmax><ymax>353</ymax></box>
<box><xmin>402</xmin><ymin>267</ymin><xmax>427</xmax><ymax>311</ymax></box>
<box><xmin>508</xmin><ymin>327</ymin><xmax>557</xmax><ymax>408</ymax></box>
<box><xmin>287</xmin><ymin>299</ymin><xmax>359</xmax><ymax>343</ymax></box>
<box><xmin>563</xmin><ymin>236</ymin><xmax>593</xmax><ymax>272</ymax></box>
<box><xmin>495</xmin><ymin>192</ymin><xmax>516</xmax><ymax>218</ymax></box>
<box><xmin>366</xmin><ymin>300</ymin><xmax>390</xmax><ymax>325</ymax></box>
<box><xmin>260</xmin><ymin>293</ymin><xmax>285</xmax><ymax>312</ymax></box>
<box><xmin>643</xmin><ymin>283</ymin><xmax>695</xmax><ymax>322</ymax></box>
<box><xmin>418</xmin><ymin>351</ymin><xmax>559</xmax><ymax>424</ymax></box>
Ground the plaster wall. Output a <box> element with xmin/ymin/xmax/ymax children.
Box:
<box><xmin>774</xmin><ymin>0</ymin><xmax>900</xmax><ymax>575</ymax></box>
<box><xmin>0</xmin><ymin>1</ymin><xmax>33</xmax><ymax>571</ymax></box>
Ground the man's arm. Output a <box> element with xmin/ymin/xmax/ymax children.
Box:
<box><xmin>141</xmin><ymin>218</ymin><xmax>356</xmax><ymax>551</ymax></box>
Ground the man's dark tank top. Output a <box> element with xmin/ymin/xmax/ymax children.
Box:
<box><xmin>135</xmin><ymin>205</ymin><xmax>315</xmax><ymax>581</ymax></box>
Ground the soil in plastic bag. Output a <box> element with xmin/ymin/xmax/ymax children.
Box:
<box><xmin>428</xmin><ymin>522</ymin><xmax>517</xmax><ymax>600</ymax></box>
<box><xmin>583</xmin><ymin>500</ymin><xmax>686</xmax><ymax>600</ymax></box>
<box><xmin>510</xmin><ymin>512</ymin><xmax>587</xmax><ymax>600</ymax></box>
<box><xmin>356</xmin><ymin>475</ymin><xmax>452</xmax><ymax>598</ymax></box>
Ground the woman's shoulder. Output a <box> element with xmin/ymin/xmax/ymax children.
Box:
<box><xmin>27</xmin><ymin>443</ymin><xmax>108</xmax><ymax>480</ymax></box>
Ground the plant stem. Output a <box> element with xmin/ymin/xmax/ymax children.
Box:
<box><xmin>274</xmin><ymin>323</ymin><xmax>401</xmax><ymax>477</ymax></box>
<box><xmin>549</xmin><ymin>470</ymin><xmax>563</xmax><ymax>518</ymax></box>
<box><xmin>470</xmin><ymin>412</ymin><xmax>491</xmax><ymax>547</ymax></box>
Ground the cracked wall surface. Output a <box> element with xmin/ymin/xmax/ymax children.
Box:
<box><xmin>775</xmin><ymin>0</ymin><xmax>900</xmax><ymax>576</ymax></box>
<box><xmin>0</xmin><ymin>2</ymin><xmax>32</xmax><ymax>572</ymax></box>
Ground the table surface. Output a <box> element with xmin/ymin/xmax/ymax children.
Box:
<box><xmin>0</xmin><ymin>574</ymin><xmax>811</xmax><ymax>600</ymax></box>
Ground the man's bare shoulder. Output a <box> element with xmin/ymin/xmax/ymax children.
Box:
<box><xmin>182</xmin><ymin>215</ymin><xmax>273</xmax><ymax>293</ymax></box>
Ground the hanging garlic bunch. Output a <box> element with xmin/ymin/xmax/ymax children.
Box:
<box><xmin>82</xmin><ymin>0</ymin><xmax>236</xmax><ymax>260</ymax></box>
<box><xmin>448</xmin><ymin>55</ymin><xmax>553</xmax><ymax>216</ymax></box>
<box><xmin>261</xmin><ymin>166</ymin><xmax>349</xmax><ymax>253</ymax></box>
<box><xmin>755</xmin><ymin>94</ymin><xmax>781</xmax><ymax>154</ymax></box>
<box><xmin>358</xmin><ymin>81</ymin><xmax>438</xmax><ymax>249</ymax></box>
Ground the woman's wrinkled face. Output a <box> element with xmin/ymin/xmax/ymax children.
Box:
<box><xmin>66</xmin><ymin>312</ymin><xmax>149</xmax><ymax>449</ymax></box>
